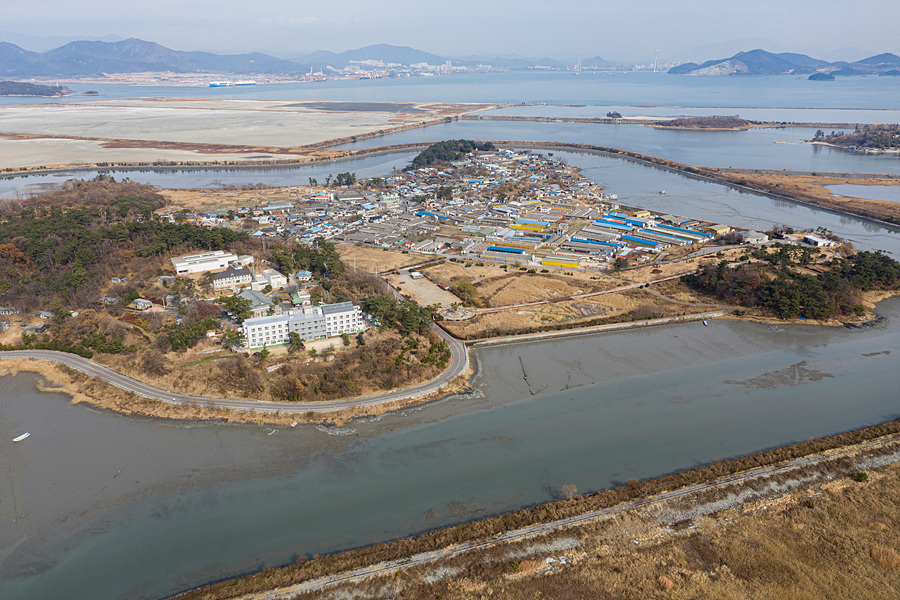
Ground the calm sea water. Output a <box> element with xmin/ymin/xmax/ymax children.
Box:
<box><xmin>827</xmin><ymin>183</ymin><xmax>900</xmax><ymax>203</ymax></box>
<box><xmin>3</xmin><ymin>71</ymin><xmax>900</xmax><ymax>110</ymax></box>
<box><xmin>2</xmin><ymin>299</ymin><xmax>899</xmax><ymax>600</ymax></box>
<box><xmin>2</xmin><ymin>72</ymin><xmax>900</xmax><ymax>600</ymax></box>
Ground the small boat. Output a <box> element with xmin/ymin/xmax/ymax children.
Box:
<box><xmin>290</xmin><ymin>421</ymin><xmax>298</xmax><ymax>428</ymax></box>
<box><xmin>13</xmin><ymin>432</ymin><xmax>30</xmax><ymax>442</ymax></box>
<box><xmin>659</xmin><ymin>190</ymin><xmax>666</xmax><ymax>195</ymax></box>
<box><xmin>703</xmin><ymin>320</ymin><xmax>708</xmax><ymax>326</ymax></box>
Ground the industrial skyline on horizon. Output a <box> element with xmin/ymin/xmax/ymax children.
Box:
<box><xmin>5</xmin><ymin>0</ymin><xmax>897</xmax><ymax>65</ymax></box>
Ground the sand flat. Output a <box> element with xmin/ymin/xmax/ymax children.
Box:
<box><xmin>0</xmin><ymin>99</ymin><xmax>495</xmax><ymax>169</ymax></box>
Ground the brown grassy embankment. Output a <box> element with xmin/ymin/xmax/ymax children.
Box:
<box><xmin>721</xmin><ymin>172</ymin><xmax>900</xmax><ymax>225</ymax></box>
<box><xmin>308</xmin><ymin>455</ymin><xmax>900</xmax><ymax>600</ymax></box>
<box><xmin>173</xmin><ymin>419</ymin><xmax>900</xmax><ymax>600</ymax></box>
<box><xmin>0</xmin><ymin>357</ymin><xmax>474</xmax><ymax>427</ymax></box>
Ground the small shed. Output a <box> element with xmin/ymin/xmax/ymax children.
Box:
<box><xmin>133</xmin><ymin>298</ymin><xmax>153</xmax><ymax>310</ymax></box>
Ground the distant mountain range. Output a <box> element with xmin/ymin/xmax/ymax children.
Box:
<box><xmin>0</xmin><ymin>38</ymin><xmax>307</xmax><ymax>77</ymax></box>
<box><xmin>668</xmin><ymin>49</ymin><xmax>900</xmax><ymax>77</ymax></box>
<box><xmin>0</xmin><ymin>38</ymin><xmax>616</xmax><ymax>77</ymax></box>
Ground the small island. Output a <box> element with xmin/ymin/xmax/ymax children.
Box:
<box><xmin>812</xmin><ymin>125</ymin><xmax>900</xmax><ymax>152</ymax></box>
<box><xmin>0</xmin><ymin>80</ymin><xmax>71</xmax><ymax>96</ymax></box>
<box><xmin>650</xmin><ymin>116</ymin><xmax>755</xmax><ymax>130</ymax></box>
<box><xmin>808</xmin><ymin>72</ymin><xmax>836</xmax><ymax>81</ymax></box>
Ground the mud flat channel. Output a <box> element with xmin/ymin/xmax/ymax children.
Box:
<box><xmin>1</xmin><ymin>298</ymin><xmax>899</xmax><ymax>600</ymax></box>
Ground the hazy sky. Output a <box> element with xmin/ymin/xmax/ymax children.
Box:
<box><xmin>6</xmin><ymin>0</ymin><xmax>898</xmax><ymax>62</ymax></box>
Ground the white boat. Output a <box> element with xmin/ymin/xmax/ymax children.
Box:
<box><xmin>703</xmin><ymin>320</ymin><xmax>708</xmax><ymax>326</ymax></box>
<box><xmin>290</xmin><ymin>421</ymin><xmax>298</xmax><ymax>428</ymax></box>
<box><xmin>13</xmin><ymin>432</ymin><xmax>30</xmax><ymax>442</ymax></box>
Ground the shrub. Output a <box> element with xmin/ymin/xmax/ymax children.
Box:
<box><xmin>871</xmin><ymin>545</ymin><xmax>900</xmax><ymax>569</ymax></box>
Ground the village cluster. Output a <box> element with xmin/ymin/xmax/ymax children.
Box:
<box><xmin>0</xmin><ymin>148</ymin><xmax>840</xmax><ymax>348</ymax></box>
<box><xmin>165</xmin><ymin>148</ymin><xmax>753</xmax><ymax>271</ymax></box>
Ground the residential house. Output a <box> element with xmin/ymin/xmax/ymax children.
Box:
<box><xmin>237</xmin><ymin>289</ymin><xmax>282</xmax><ymax>319</ymax></box>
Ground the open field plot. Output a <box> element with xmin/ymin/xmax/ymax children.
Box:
<box><xmin>335</xmin><ymin>244</ymin><xmax>431</xmax><ymax>274</ymax></box>
<box><xmin>159</xmin><ymin>187</ymin><xmax>302</xmax><ymax>213</ymax></box>
<box><xmin>614</xmin><ymin>247</ymin><xmax>748</xmax><ymax>283</ymax></box>
<box><xmin>386</xmin><ymin>272</ymin><xmax>461</xmax><ymax>308</ymax></box>
<box><xmin>441</xmin><ymin>289</ymin><xmax>690</xmax><ymax>339</ymax></box>
<box><xmin>475</xmin><ymin>273</ymin><xmax>613</xmax><ymax>307</ymax></box>
<box><xmin>419</xmin><ymin>261</ymin><xmax>477</xmax><ymax>286</ymax></box>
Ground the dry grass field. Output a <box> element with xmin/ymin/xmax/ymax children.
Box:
<box><xmin>159</xmin><ymin>187</ymin><xmax>303</xmax><ymax>213</ymax></box>
<box><xmin>326</xmin><ymin>460</ymin><xmax>900</xmax><ymax>600</ymax></box>
<box><xmin>475</xmin><ymin>272</ymin><xmax>611</xmax><ymax>307</ymax></box>
<box><xmin>441</xmin><ymin>289</ymin><xmax>689</xmax><ymax>339</ymax></box>
<box><xmin>179</xmin><ymin>428</ymin><xmax>900</xmax><ymax>600</ymax></box>
<box><xmin>334</xmin><ymin>244</ymin><xmax>431</xmax><ymax>274</ymax></box>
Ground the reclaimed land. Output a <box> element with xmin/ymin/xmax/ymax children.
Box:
<box><xmin>171</xmin><ymin>421</ymin><xmax>900</xmax><ymax>600</ymax></box>
<box><xmin>0</xmin><ymin>100</ymin><xmax>497</xmax><ymax>171</ymax></box>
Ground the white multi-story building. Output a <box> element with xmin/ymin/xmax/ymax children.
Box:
<box><xmin>171</xmin><ymin>250</ymin><xmax>239</xmax><ymax>275</ymax></box>
<box><xmin>251</xmin><ymin>268</ymin><xmax>288</xmax><ymax>291</ymax></box>
<box><xmin>241</xmin><ymin>302</ymin><xmax>365</xmax><ymax>349</ymax></box>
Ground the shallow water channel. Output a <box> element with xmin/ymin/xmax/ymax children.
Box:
<box><xmin>2</xmin><ymin>297</ymin><xmax>899</xmax><ymax>600</ymax></box>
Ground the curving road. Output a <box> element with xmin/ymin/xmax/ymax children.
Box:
<box><xmin>0</xmin><ymin>324</ymin><xmax>468</xmax><ymax>414</ymax></box>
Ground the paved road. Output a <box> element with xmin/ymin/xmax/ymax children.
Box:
<box><xmin>231</xmin><ymin>435</ymin><xmax>900</xmax><ymax>600</ymax></box>
<box><xmin>0</xmin><ymin>325</ymin><xmax>468</xmax><ymax>414</ymax></box>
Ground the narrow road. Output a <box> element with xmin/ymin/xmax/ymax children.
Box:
<box><xmin>0</xmin><ymin>324</ymin><xmax>468</xmax><ymax>414</ymax></box>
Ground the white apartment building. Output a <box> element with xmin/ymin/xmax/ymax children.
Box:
<box><xmin>171</xmin><ymin>250</ymin><xmax>239</xmax><ymax>275</ymax></box>
<box><xmin>241</xmin><ymin>302</ymin><xmax>365</xmax><ymax>349</ymax></box>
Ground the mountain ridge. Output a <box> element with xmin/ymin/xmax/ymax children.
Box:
<box><xmin>668</xmin><ymin>48</ymin><xmax>900</xmax><ymax>76</ymax></box>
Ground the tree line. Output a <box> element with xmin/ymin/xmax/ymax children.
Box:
<box><xmin>408</xmin><ymin>140</ymin><xmax>496</xmax><ymax>169</ymax></box>
<box><xmin>682</xmin><ymin>249</ymin><xmax>900</xmax><ymax>320</ymax></box>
